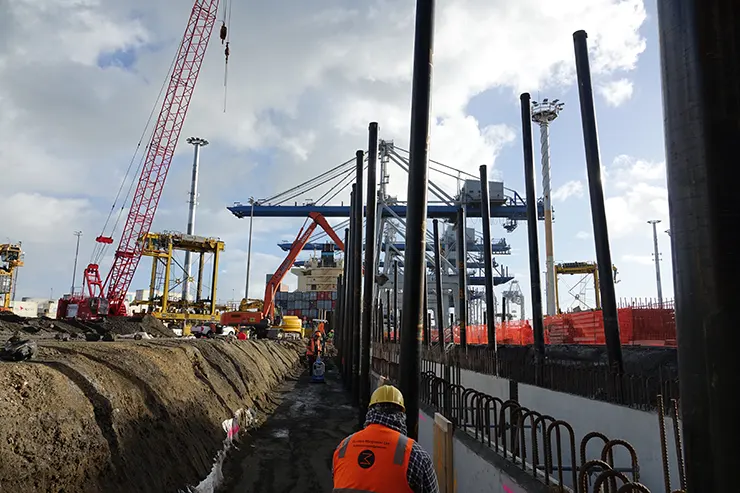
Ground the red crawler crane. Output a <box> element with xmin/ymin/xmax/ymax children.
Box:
<box><xmin>58</xmin><ymin>0</ymin><xmax>223</xmax><ymax>321</ymax></box>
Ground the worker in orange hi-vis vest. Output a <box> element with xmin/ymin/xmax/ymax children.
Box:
<box><xmin>306</xmin><ymin>331</ymin><xmax>322</xmax><ymax>375</ymax></box>
<box><xmin>332</xmin><ymin>385</ymin><xmax>440</xmax><ymax>493</ymax></box>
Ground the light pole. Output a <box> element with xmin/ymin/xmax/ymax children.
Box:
<box><xmin>71</xmin><ymin>231</ymin><xmax>83</xmax><ymax>295</ymax></box>
<box><xmin>244</xmin><ymin>197</ymin><xmax>255</xmax><ymax>300</ymax></box>
<box><xmin>532</xmin><ymin>98</ymin><xmax>564</xmax><ymax>316</ymax></box>
<box><xmin>184</xmin><ymin>137</ymin><xmax>208</xmax><ymax>301</ymax></box>
<box><xmin>648</xmin><ymin>220</ymin><xmax>663</xmax><ymax>306</ymax></box>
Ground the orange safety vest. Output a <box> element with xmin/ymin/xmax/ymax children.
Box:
<box><xmin>332</xmin><ymin>424</ymin><xmax>414</xmax><ymax>493</ymax></box>
<box><xmin>307</xmin><ymin>338</ymin><xmax>321</xmax><ymax>356</ymax></box>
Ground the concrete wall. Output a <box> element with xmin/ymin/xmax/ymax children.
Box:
<box><xmin>518</xmin><ymin>383</ymin><xmax>681</xmax><ymax>492</ymax></box>
<box><xmin>418</xmin><ymin>405</ymin><xmax>548</xmax><ymax>493</ymax></box>
<box><xmin>413</xmin><ymin>361</ymin><xmax>681</xmax><ymax>492</ymax></box>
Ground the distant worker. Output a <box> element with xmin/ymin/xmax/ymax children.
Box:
<box><xmin>332</xmin><ymin>385</ymin><xmax>440</xmax><ymax>493</ymax></box>
<box><xmin>306</xmin><ymin>331</ymin><xmax>322</xmax><ymax>375</ymax></box>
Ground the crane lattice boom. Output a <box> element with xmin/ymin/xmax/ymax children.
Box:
<box><xmin>85</xmin><ymin>0</ymin><xmax>221</xmax><ymax>315</ymax></box>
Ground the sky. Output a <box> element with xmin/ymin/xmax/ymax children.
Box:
<box><xmin>0</xmin><ymin>0</ymin><xmax>673</xmax><ymax>316</ymax></box>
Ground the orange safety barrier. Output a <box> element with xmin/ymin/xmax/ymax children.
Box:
<box><xmin>422</xmin><ymin>306</ymin><xmax>676</xmax><ymax>347</ymax></box>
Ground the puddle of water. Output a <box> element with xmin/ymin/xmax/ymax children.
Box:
<box><xmin>180</xmin><ymin>408</ymin><xmax>256</xmax><ymax>493</ymax></box>
<box><xmin>272</xmin><ymin>428</ymin><xmax>289</xmax><ymax>438</ymax></box>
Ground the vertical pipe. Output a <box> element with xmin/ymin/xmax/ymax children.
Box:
<box><xmin>456</xmin><ymin>206</ymin><xmax>468</xmax><ymax>349</ymax></box>
<box><xmin>423</xmin><ymin>274</ymin><xmax>430</xmax><ymax>347</ymax></box>
<box><xmin>336</xmin><ymin>275</ymin><xmax>343</xmax><ymax>367</ymax></box>
<box><xmin>352</xmin><ymin>151</ymin><xmax>364</xmax><ymax>405</ymax></box>
<box><xmin>345</xmin><ymin>195</ymin><xmax>355</xmax><ymax>389</ymax></box>
<box><xmin>386</xmin><ymin>290</ymin><xmax>392</xmax><ymax>341</ymax></box>
<box><xmin>196</xmin><ymin>253</ymin><xmax>204</xmax><ymax>301</ymax></box>
<box><xmin>648</xmin><ymin>220</ymin><xmax>664</xmax><ymax>306</ymax></box>
<box><xmin>479</xmin><ymin>165</ymin><xmax>497</xmax><ymax>351</ymax></box>
<box><xmin>393</xmin><ymin>260</ymin><xmax>399</xmax><ymax>342</ymax></box>
<box><xmin>572</xmin><ymin>31</ymin><xmax>623</xmax><ymax>372</ymax></box>
<box><xmin>433</xmin><ymin>220</ymin><xmax>445</xmax><ymax>351</ymax></box>
<box><xmin>341</xmin><ymin>228</ymin><xmax>351</xmax><ymax>382</ymax></box>
<box><xmin>244</xmin><ymin>200</ymin><xmax>255</xmax><ymax>299</ymax></box>
<box><xmin>399</xmin><ymin>0</ymin><xmax>436</xmax><ymax>441</ymax></box>
<box><xmin>520</xmin><ymin>93</ymin><xmax>546</xmax><ymax>358</ymax></box>
<box><xmin>656</xmin><ymin>2</ymin><xmax>740</xmax><ymax>490</ymax></box>
<box><xmin>183</xmin><ymin>138</ymin><xmax>207</xmax><ymax>301</ymax></box>
<box><xmin>360</xmin><ymin>124</ymin><xmax>379</xmax><ymax>420</ymax></box>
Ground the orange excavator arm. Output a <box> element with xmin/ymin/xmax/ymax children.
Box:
<box><xmin>263</xmin><ymin>213</ymin><xmax>344</xmax><ymax>321</ymax></box>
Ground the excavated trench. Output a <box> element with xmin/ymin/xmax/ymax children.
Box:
<box><xmin>0</xmin><ymin>339</ymin><xmax>303</xmax><ymax>493</ymax></box>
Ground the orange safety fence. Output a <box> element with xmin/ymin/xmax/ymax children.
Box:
<box><xmin>424</xmin><ymin>306</ymin><xmax>676</xmax><ymax>347</ymax></box>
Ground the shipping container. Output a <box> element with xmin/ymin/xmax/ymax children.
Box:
<box><xmin>332</xmin><ymin>291</ymin><xmax>338</xmax><ymax>300</ymax></box>
<box><xmin>310</xmin><ymin>291</ymin><xmax>318</xmax><ymax>300</ymax></box>
<box><xmin>332</xmin><ymin>300</ymin><xmax>336</xmax><ymax>309</ymax></box>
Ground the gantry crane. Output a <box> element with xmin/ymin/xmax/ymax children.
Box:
<box><xmin>0</xmin><ymin>244</ymin><xmax>23</xmax><ymax>312</ymax></box>
<box><xmin>58</xmin><ymin>0</ymin><xmax>224</xmax><ymax>321</ymax></box>
<box><xmin>502</xmin><ymin>280</ymin><xmax>525</xmax><ymax>320</ymax></box>
<box><xmin>221</xmin><ymin>212</ymin><xmax>344</xmax><ymax>335</ymax></box>
<box><xmin>554</xmin><ymin>261</ymin><xmax>619</xmax><ymax>313</ymax></box>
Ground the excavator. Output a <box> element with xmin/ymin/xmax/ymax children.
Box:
<box><xmin>221</xmin><ymin>212</ymin><xmax>344</xmax><ymax>338</ymax></box>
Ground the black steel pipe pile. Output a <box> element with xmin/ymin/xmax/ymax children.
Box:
<box><xmin>479</xmin><ymin>165</ymin><xmax>497</xmax><ymax>353</ymax></box>
<box><xmin>336</xmin><ymin>274</ymin><xmax>344</xmax><ymax>371</ymax></box>
<box><xmin>572</xmin><ymin>31</ymin><xmax>623</xmax><ymax>373</ymax></box>
<box><xmin>344</xmin><ymin>199</ymin><xmax>355</xmax><ymax>389</ymax></box>
<box><xmin>456</xmin><ymin>205</ymin><xmax>468</xmax><ymax>349</ymax></box>
<box><xmin>656</xmin><ymin>1</ymin><xmax>740</xmax><ymax>490</ymax></box>
<box><xmin>432</xmin><ymin>219</ymin><xmax>445</xmax><ymax>352</ymax></box>
<box><xmin>385</xmin><ymin>290</ymin><xmax>391</xmax><ymax>342</ymax></box>
<box><xmin>351</xmin><ymin>150</ymin><xmax>364</xmax><ymax>405</ymax></box>
<box><xmin>393</xmin><ymin>260</ymin><xmax>399</xmax><ymax>342</ymax></box>
<box><xmin>360</xmin><ymin>123</ymin><xmax>379</xmax><ymax>420</ymax></box>
<box><xmin>520</xmin><ymin>93</ymin><xmax>546</xmax><ymax>358</ymax></box>
<box><xmin>398</xmin><ymin>0</ymin><xmax>436</xmax><ymax>441</ymax></box>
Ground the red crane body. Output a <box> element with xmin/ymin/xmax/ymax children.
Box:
<box><xmin>58</xmin><ymin>0</ymin><xmax>221</xmax><ymax>321</ymax></box>
<box><xmin>220</xmin><ymin>212</ymin><xmax>345</xmax><ymax>330</ymax></box>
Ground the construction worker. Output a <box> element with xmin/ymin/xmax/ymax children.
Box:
<box><xmin>332</xmin><ymin>385</ymin><xmax>440</xmax><ymax>493</ymax></box>
<box><xmin>306</xmin><ymin>331</ymin><xmax>322</xmax><ymax>375</ymax></box>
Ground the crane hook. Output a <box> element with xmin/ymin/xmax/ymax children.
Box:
<box><xmin>219</xmin><ymin>22</ymin><xmax>227</xmax><ymax>44</ymax></box>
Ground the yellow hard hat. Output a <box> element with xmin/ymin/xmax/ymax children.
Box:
<box><xmin>369</xmin><ymin>385</ymin><xmax>405</xmax><ymax>411</ymax></box>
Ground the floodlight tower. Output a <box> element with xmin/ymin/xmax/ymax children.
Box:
<box><xmin>531</xmin><ymin>98</ymin><xmax>564</xmax><ymax>316</ymax></box>
<box><xmin>183</xmin><ymin>137</ymin><xmax>208</xmax><ymax>301</ymax></box>
<box><xmin>648</xmin><ymin>219</ymin><xmax>664</xmax><ymax>306</ymax></box>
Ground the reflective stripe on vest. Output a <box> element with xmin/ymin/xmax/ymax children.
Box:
<box><xmin>332</xmin><ymin>424</ymin><xmax>414</xmax><ymax>493</ymax></box>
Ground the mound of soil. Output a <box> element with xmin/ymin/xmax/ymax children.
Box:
<box><xmin>0</xmin><ymin>313</ymin><xmax>175</xmax><ymax>341</ymax></box>
<box><xmin>0</xmin><ymin>339</ymin><xmax>303</xmax><ymax>493</ymax></box>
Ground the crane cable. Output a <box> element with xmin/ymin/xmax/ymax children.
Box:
<box><xmin>221</xmin><ymin>0</ymin><xmax>233</xmax><ymax>113</ymax></box>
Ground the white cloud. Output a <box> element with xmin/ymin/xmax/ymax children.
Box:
<box><xmin>0</xmin><ymin>0</ymin><xmax>649</xmax><ymax>300</ymax></box>
<box><xmin>604</xmin><ymin>155</ymin><xmax>668</xmax><ymax>237</ymax></box>
<box><xmin>598</xmin><ymin>78</ymin><xmax>634</xmax><ymax>107</ymax></box>
<box><xmin>552</xmin><ymin>180</ymin><xmax>584</xmax><ymax>201</ymax></box>
<box><xmin>575</xmin><ymin>231</ymin><xmax>591</xmax><ymax>240</ymax></box>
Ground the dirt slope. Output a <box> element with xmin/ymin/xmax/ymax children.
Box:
<box><xmin>0</xmin><ymin>339</ymin><xmax>302</xmax><ymax>493</ymax></box>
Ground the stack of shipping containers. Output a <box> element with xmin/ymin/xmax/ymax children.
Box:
<box><xmin>275</xmin><ymin>290</ymin><xmax>337</xmax><ymax>320</ymax></box>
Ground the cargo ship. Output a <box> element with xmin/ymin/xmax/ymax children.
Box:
<box><xmin>275</xmin><ymin>244</ymin><xmax>341</xmax><ymax>321</ymax></box>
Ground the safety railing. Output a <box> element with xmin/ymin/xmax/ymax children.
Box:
<box><xmin>371</xmin><ymin>356</ymin><xmax>687</xmax><ymax>493</ymax></box>
<box><xmin>373</xmin><ymin>342</ymin><xmax>680</xmax><ymax>413</ymax></box>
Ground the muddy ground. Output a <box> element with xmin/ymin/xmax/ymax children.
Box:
<box><xmin>0</xmin><ymin>338</ymin><xmax>302</xmax><ymax>493</ymax></box>
<box><xmin>0</xmin><ymin>312</ymin><xmax>176</xmax><ymax>341</ymax></box>
<box><xmin>219</xmin><ymin>360</ymin><xmax>358</xmax><ymax>493</ymax></box>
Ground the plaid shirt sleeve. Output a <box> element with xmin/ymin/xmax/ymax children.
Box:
<box><xmin>407</xmin><ymin>441</ymin><xmax>440</xmax><ymax>493</ymax></box>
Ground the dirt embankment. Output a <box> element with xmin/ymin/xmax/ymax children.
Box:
<box><xmin>0</xmin><ymin>339</ymin><xmax>303</xmax><ymax>493</ymax></box>
<box><xmin>0</xmin><ymin>313</ymin><xmax>176</xmax><ymax>341</ymax></box>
